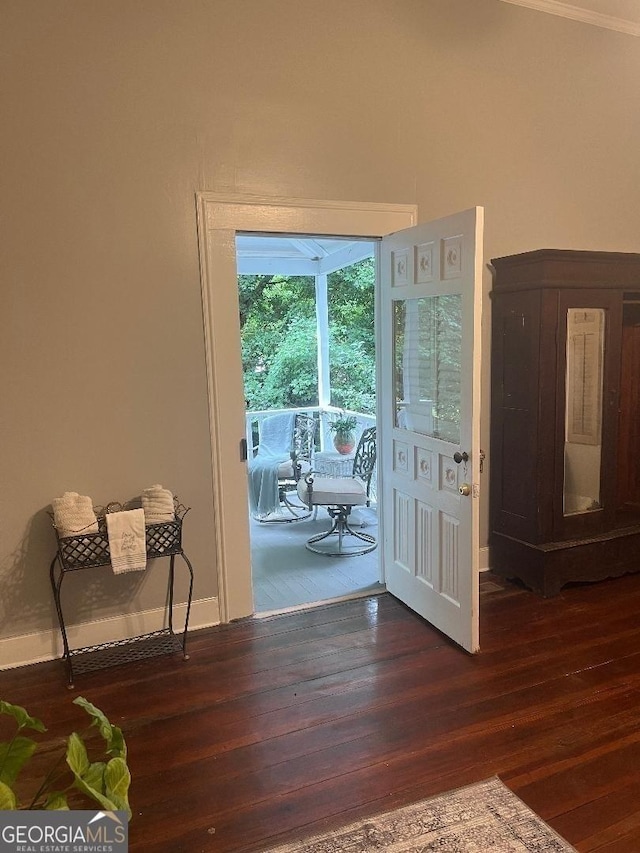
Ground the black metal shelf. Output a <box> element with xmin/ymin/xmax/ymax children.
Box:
<box><xmin>67</xmin><ymin>629</ymin><xmax>184</xmax><ymax>677</ymax></box>
<box><xmin>49</xmin><ymin>500</ymin><xmax>194</xmax><ymax>687</ymax></box>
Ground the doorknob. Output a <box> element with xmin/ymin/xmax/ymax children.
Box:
<box><xmin>453</xmin><ymin>451</ymin><xmax>469</xmax><ymax>464</ymax></box>
<box><xmin>459</xmin><ymin>483</ymin><xmax>471</xmax><ymax>497</ymax></box>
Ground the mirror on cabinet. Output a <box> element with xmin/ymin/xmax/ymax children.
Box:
<box><xmin>563</xmin><ymin>308</ymin><xmax>605</xmax><ymax>516</ymax></box>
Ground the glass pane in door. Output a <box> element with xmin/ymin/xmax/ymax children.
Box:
<box><xmin>393</xmin><ymin>295</ymin><xmax>462</xmax><ymax>443</ymax></box>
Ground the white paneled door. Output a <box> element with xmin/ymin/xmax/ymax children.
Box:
<box><xmin>378</xmin><ymin>208</ymin><xmax>484</xmax><ymax>653</ymax></box>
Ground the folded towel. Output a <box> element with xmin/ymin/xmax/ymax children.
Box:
<box><xmin>141</xmin><ymin>484</ymin><xmax>175</xmax><ymax>524</ymax></box>
<box><xmin>105</xmin><ymin>509</ymin><xmax>147</xmax><ymax>574</ymax></box>
<box><xmin>52</xmin><ymin>492</ymin><xmax>99</xmax><ymax>538</ymax></box>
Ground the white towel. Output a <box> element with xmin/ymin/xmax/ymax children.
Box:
<box><xmin>52</xmin><ymin>492</ymin><xmax>99</xmax><ymax>538</ymax></box>
<box><xmin>105</xmin><ymin>509</ymin><xmax>147</xmax><ymax>574</ymax></box>
<box><xmin>141</xmin><ymin>485</ymin><xmax>175</xmax><ymax>525</ymax></box>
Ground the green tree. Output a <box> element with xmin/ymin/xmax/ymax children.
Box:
<box><xmin>239</xmin><ymin>259</ymin><xmax>375</xmax><ymax>413</ymax></box>
<box><xmin>239</xmin><ymin>274</ymin><xmax>316</xmax><ymax>409</ymax></box>
<box><xmin>328</xmin><ymin>258</ymin><xmax>375</xmax><ymax>412</ymax></box>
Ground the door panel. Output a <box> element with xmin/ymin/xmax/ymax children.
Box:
<box><xmin>379</xmin><ymin>208</ymin><xmax>484</xmax><ymax>652</ymax></box>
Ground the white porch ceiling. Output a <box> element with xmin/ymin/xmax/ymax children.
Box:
<box><xmin>498</xmin><ymin>0</ymin><xmax>640</xmax><ymax>35</ymax></box>
<box><xmin>236</xmin><ymin>235</ymin><xmax>376</xmax><ymax>276</ymax></box>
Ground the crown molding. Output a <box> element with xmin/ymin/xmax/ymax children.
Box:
<box><xmin>499</xmin><ymin>0</ymin><xmax>640</xmax><ymax>37</ymax></box>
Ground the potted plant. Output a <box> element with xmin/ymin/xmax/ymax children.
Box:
<box><xmin>0</xmin><ymin>696</ymin><xmax>131</xmax><ymax>816</ymax></box>
<box><xmin>329</xmin><ymin>414</ymin><xmax>358</xmax><ymax>455</ymax></box>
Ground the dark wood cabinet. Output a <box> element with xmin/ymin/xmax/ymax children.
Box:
<box><xmin>490</xmin><ymin>249</ymin><xmax>640</xmax><ymax>595</ymax></box>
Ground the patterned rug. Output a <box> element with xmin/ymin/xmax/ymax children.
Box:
<box><xmin>265</xmin><ymin>777</ymin><xmax>577</xmax><ymax>852</ymax></box>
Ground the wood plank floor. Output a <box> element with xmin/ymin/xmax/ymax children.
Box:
<box><xmin>4</xmin><ymin>571</ymin><xmax>640</xmax><ymax>852</ymax></box>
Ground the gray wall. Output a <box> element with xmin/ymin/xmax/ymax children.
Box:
<box><xmin>1</xmin><ymin>0</ymin><xmax>639</xmax><ymax>652</ymax></box>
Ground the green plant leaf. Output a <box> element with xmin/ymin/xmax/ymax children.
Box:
<box><xmin>73</xmin><ymin>697</ymin><xmax>113</xmax><ymax>742</ymax></box>
<box><xmin>69</xmin><ymin>747</ymin><xmax>118</xmax><ymax>813</ymax></box>
<box><xmin>72</xmin><ymin>698</ymin><xmax>127</xmax><ymax>761</ymax></box>
<box><xmin>0</xmin><ymin>780</ymin><xmax>16</xmax><ymax>809</ymax></box>
<box><xmin>104</xmin><ymin>757</ymin><xmax>131</xmax><ymax>819</ymax></box>
<box><xmin>107</xmin><ymin>725</ymin><xmax>127</xmax><ymax>760</ymax></box>
<box><xmin>66</xmin><ymin>732</ymin><xmax>90</xmax><ymax>777</ymax></box>
<box><xmin>0</xmin><ymin>701</ymin><xmax>46</xmax><ymax>733</ymax></box>
<box><xmin>43</xmin><ymin>792</ymin><xmax>70</xmax><ymax>810</ymax></box>
<box><xmin>83</xmin><ymin>761</ymin><xmax>106</xmax><ymax>792</ymax></box>
<box><xmin>0</xmin><ymin>736</ymin><xmax>37</xmax><ymax>786</ymax></box>
<box><xmin>72</xmin><ymin>774</ymin><xmax>118</xmax><ymax>812</ymax></box>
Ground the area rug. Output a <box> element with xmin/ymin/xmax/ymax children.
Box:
<box><xmin>265</xmin><ymin>777</ymin><xmax>577</xmax><ymax>852</ymax></box>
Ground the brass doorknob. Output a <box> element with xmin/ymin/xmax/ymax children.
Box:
<box><xmin>459</xmin><ymin>483</ymin><xmax>471</xmax><ymax>497</ymax></box>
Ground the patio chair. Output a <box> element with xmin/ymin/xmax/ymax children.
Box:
<box><xmin>296</xmin><ymin>426</ymin><xmax>377</xmax><ymax>556</ymax></box>
<box><xmin>249</xmin><ymin>412</ymin><xmax>317</xmax><ymax>523</ymax></box>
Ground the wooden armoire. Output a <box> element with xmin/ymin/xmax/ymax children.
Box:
<box><xmin>490</xmin><ymin>249</ymin><xmax>640</xmax><ymax>596</ymax></box>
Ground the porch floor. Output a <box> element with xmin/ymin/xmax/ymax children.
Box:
<box><xmin>250</xmin><ymin>505</ymin><xmax>382</xmax><ymax>613</ymax></box>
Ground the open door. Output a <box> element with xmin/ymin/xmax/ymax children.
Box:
<box><xmin>378</xmin><ymin>207</ymin><xmax>484</xmax><ymax>653</ymax></box>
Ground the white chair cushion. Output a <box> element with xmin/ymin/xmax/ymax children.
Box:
<box><xmin>297</xmin><ymin>476</ymin><xmax>368</xmax><ymax>507</ymax></box>
<box><xmin>278</xmin><ymin>459</ymin><xmax>311</xmax><ymax>479</ymax></box>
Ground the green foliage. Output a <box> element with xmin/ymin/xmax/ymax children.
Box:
<box><xmin>329</xmin><ymin>414</ymin><xmax>358</xmax><ymax>437</ymax></box>
<box><xmin>0</xmin><ymin>737</ymin><xmax>38</xmax><ymax>787</ymax></box>
<box><xmin>240</xmin><ymin>259</ymin><xmax>376</xmax><ymax>414</ymax></box>
<box><xmin>0</xmin><ymin>702</ymin><xmax>46</xmax><ymax>734</ymax></box>
<box><xmin>0</xmin><ymin>782</ymin><xmax>16</xmax><ymax>809</ymax></box>
<box><xmin>240</xmin><ymin>275</ymin><xmax>318</xmax><ymax>410</ymax></box>
<box><xmin>328</xmin><ymin>338</ymin><xmax>376</xmax><ymax>414</ymax></box>
<box><xmin>0</xmin><ymin>697</ymin><xmax>131</xmax><ymax>818</ymax></box>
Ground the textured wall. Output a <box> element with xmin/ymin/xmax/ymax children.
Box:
<box><xmin>1</xmin><ymin>0</ymin><xmax>639</xmax><ymax>649</ymax></box>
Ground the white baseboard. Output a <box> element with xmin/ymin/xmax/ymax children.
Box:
<box><xmin>480</xmin><ymin>546</ymin><xmax>491</xmax><ymax>572</ymax></box>
<box><xmin>0</xmin><ymin>597</ymin><xmax>220</xmax><ymax>671</ymax></box>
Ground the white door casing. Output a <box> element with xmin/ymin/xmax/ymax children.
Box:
<box><xmin>379</xmin><ymin>208</ymin><xmax>484</xmax><ymax>653</ymax></box>
<box><xmin>196</xmin><ymin>193</ymin><xmax>417</xmax><ymax>622</ymax></box>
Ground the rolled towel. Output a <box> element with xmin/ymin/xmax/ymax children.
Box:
<box><xmin>141</xmin><ymin>484</ymin><xmax>175</xmax><ymax>524</ymax></box>
<box><xmin>106</xmin><ymin>509</ymin><xmax>147</xmax><ymax>574</ymax></box>
<box><xmin>52</xmin><ymin>492</ymin><xmax>99</xmax><ymax>538</ymax></box>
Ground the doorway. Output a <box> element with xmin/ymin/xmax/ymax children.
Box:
<box><xmin>196</xmin><ymin>193</ymin><xmax>417</xmax><ymax>623</ymax></box>
<box><xmin>236</xmin><ymin>233</ymin><xmax>382</xmax><ymax>613</ymax></box>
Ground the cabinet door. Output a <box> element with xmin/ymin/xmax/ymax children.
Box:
<box><xmin>490</xmin><ymin>289</ymin><xmax>544</xmax><ymax>542</ymax></box>
<box><xmin>617</xmin><ymin>300</ymin><xmax>640</xmax><ymax>521</ymax></box>
<box><xmin>553</xmin><ymin>289</ymin><xmax>622</xmax><ymax>540</ymax></box>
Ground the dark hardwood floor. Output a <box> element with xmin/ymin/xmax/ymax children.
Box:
<box><xmin>4</xmin><ymin>571</ymin><xmax>640</xmax><ymax>852</ymax></box>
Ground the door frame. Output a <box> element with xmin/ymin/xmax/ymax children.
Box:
<box><xmin>196</xmin><ymin>193</ymin><xmax>417</xmax><ymax>623</ymax></box>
